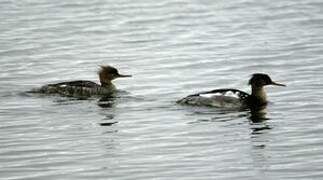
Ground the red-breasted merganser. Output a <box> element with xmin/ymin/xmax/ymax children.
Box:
<box><xmin>30</xmin><ymin>65</ymin><xmax>131</xmax><ymax>97</ymax></box>
<box><xmin>177</xmin><ymin>73</ymin><xmax>285</xmax><ymax>110</ymax></box>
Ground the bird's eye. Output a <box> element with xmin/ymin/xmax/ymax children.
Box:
<box><xmin>110</xmin><ymin>69</ymin><xmax>118</xmax><ymax>75</ymax></box>
<box><xmin>258</xmin><ymin>79</ymin><xmax>266</xmax><ymax>86</ymax></box>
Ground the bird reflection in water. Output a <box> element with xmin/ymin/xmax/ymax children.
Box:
<box><xmin>186</xmin><ymin>104</ymin><xmax>273</xmax><ymax>134</ymax></box>
<box><xmin>97</xmin><ymin>96</ymin><xmax>118</xmax><ymax>127</ymax></box>
<box><xmin>249</xmin><ymin>107</ymin><xmax>272</xmax><ymax>135</ymax></box>
<box><xmin>98</xmin><ymin>95</ymin><xmax>116</xmax><ymax>108</ymax></box>
<box><xmin>100</xmin><ymin>121</ymin><xmax>118</xmax><ymax>127</ymax></box>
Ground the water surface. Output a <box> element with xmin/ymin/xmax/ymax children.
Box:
<box><xmin>1</xmin><ymin>0</ymin><xmax>323</xmax><ymax>179</ymax></box>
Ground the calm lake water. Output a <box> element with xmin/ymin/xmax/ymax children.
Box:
<box><xmin>1</xmin><ymin>0</ymin><xmax>323</xmax><ymax>179</ymax></box>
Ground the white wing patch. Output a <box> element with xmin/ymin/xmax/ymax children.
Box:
<box><xmin>199</xmin><ymin>91</ymin><xmax>240</xmax><ymax>99</ymax></box>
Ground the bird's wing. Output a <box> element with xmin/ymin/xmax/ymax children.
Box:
<box><xmin>49</xmin><ymin>80</ymin><xmax>99</xmax><ymax>88</ymax></box>
<box><xmin>189</xmin><ymin>88</ymin><xmax>250</xmax><ymax>101</ymax></box>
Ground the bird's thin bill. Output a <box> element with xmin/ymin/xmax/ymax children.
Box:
<box><xmin>271</xmin><ymin>81</ymin><xmax>286</xmax><ymax>86</ymax></box>
<box><xmin>117</xmin><ymin>74</ymin><xmax>132</xmax><ymax>78</ymax></box>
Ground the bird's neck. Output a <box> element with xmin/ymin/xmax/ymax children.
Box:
<box><xmin>251</xmin><ymin>86</ymin><xmax>267</xmax><ymax>104</ymax></box>
<box><xmin>100</xmin><ymin>80</ymin><xmax>114</xmax><ymax>88</ymax></box>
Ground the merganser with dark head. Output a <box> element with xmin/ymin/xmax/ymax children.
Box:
<box><xmin>177</xmin><ymin>73</ymin><xmax>285</xmax><ymax>110</ymax></box>
<box><xmin>30</xmin><ymin>65</ymin><xmax>131</xmax><ymax>97</ymax></box>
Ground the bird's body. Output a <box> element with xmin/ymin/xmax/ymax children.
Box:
<box><xmin>177</xmin><ymin>73</ymin><xmax>285</xmax><ymax>110</ymax></box>
<box><xmin>177</xmin><ymin>88</ymin><xmax>249</xmax><ymax>109</ymax></box>
<box><xmin>35</xmin><ymin>80</ymin><xmax>116</xmax><ymax>97</ymax></box>
<box><xmin>29</xmin><ymin>65</ymin><xmax>131</xmax><ymax>98</ymax></box>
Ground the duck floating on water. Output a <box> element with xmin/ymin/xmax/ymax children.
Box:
<box><xmin>30</xmin><ymin>65</ymin><xmax>131</xmax><ymax>97</ymax></box>
<box><xmin>177</xmin><ymin>73</ymin><xmax>285</xmax><ymax>110</ymax></box>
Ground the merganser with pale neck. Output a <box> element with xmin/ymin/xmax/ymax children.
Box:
<box><xmin>177</xmin><ymin>73</ymin><xmax>285</xmax><ymax>110</ymax></box>
<box><xmin>30</xmin><ymin>65</ymin><xmax>131</xmax><ymax>97</ymax></box>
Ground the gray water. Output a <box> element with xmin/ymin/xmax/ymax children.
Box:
<box><xmin>1</xmin><ymin>0</ymin><xmax>323</xmax><ymax>179</ymax></box>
